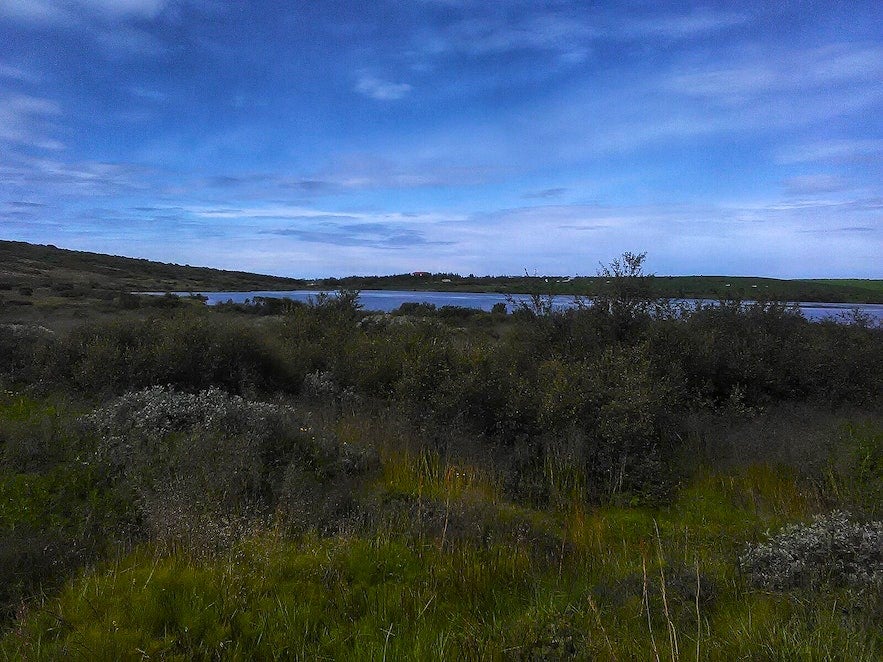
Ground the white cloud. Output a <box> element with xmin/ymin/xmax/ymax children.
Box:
<box><xmin>628</xmin><ymin>8</ymin><xmax>750</xmax><ymax>39</ymax></box>
<box><xmin>176</xmin><ymin>196</ymin><xmax>881</xmax><ymax>278</ymax></box>
<box><xmin>0</xmin><ymin>62</ymin><xmax>40</xmax><ymax>83</ymax></box>
<box><xmin>354</xmin><ymin>75</ymin><xmax>412</xmax><ymax>100</ymax></box>
<box><xmin>96</xmin><ymin>25</ymin><xmax>167</xmax><ymax>57</ymax></box>
<box><xmin>0</xmin><ymin>0</ymin><xmax>60</xmax><ymax>23</ymax></box>
<box><xmin>777</xmin><ymin>139</ymin><xmax>883</xmax><ymax>164</ymax></box>
<box><xmin>0</xmin><ymin>1</ymin><xmax>174</xmax><ymax>59</ymax></box>
<box><xmin>0</xmin><ymin>155</ymin><xmax>152</xmax><ymax>195</ymax></box>
<box><xmin>420</xmin><ymin>11</ymin><xmax>593</xmax><ymax>62</ymax></box>
<box><xmin>79</xmin><ymin>0</ymin><xmax>168</xmax><ymax>18</ymax></box>
<box><xmin>782</xmin><ymin>175</ymin><xmax>848</xmax><ymax>196</ymax></box>
<box><xmin>411</xmin><ymin>6</ymin><xmax>746</xmax><ymax>70</ymax></box>
<box><xmin>187</xmin><ymin>204</ymin><xmax>462</xmax><ymax>225</ymax></box>
<box><xmin>0</xmin><ymin>94</ymin><xmax>63</xmax><ymax>150</ymax></box>
<box><xmin>0</xmin><ymin>0</ymin><xmax>171</xmax><ymax>23</ymax></box>
<box><xmin>443</xmin><ymin>198</ymin><xmax>883</xmax><ymax>277</ymax></box>
<box><xmin>667</xmin><ymin>44</ymin><xmax>883</xmax><ymax>105</ymax></box>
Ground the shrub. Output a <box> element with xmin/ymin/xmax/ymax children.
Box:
<box><xmin>80</xmin><ymin>387</ymin><xmax>378</xmax><ymax>547</ymax></box>
<box><xmin>0</xmin><ymin>324</ymin><xmax>53</xmax><ymax>384</ymax></box>
<box><xmin>115</xmin><ymin>292</ymin><xmax>141</xmax><ymax>309</ymax></box>
<box><xmin>302</xmin><ymin>370</ymin><xmax>341</xmax><ymax>399</ymax></box>
<box><xmin>309</xmin><ymin>288</ymin><xmax>362</xmax><ymax>322</ymax></box>
<box><xmin>741</xmin><ymin>511</ymin><xmax>883</xmax><ymax>592</ymax></box>
<box><xmin>41</xmin><ymin>313</ymin><xmax>294</xmax><ymax>395</ymax></box>
<box><xmin>436</xmin><ymin>305</ymin><xmax>482</xmax><ymax>321</ymax></box>
<box><xmin>395</xmin><ymin>301</ymin><xmax>437</xmax><ymax>316</ymax></box>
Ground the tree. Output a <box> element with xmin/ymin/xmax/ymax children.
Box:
<box><xmin>309</xmin><ymin>287</ymin><xmax>362</xmax><ymax>321</ymax></box>
<box><xmin>580</xmin><ymin>252</ymin><xmax>657</xmax><ymax>341</ymax></box>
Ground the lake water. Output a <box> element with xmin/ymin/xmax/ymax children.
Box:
<box><xmin>166</xmin><ymin>289</ymin><xmax>883</xmax><ymax>324</ymax></box>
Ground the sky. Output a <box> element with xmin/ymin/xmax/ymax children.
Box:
<box><xmin>1</xmin><ymin>1</ymin><xmax>881</xmax><ymax>278</ymax></box>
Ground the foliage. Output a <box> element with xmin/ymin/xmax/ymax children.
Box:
<box><xmin>741</xmin><ymin>511</ymin><xmax>883</xmax><ymax>592</ymax></box>
<box><xmin>0</xmin><ymin>325</ymin><xmax>53</xmax><ymax>384</ymax></box>
<box><xmin>2</xmin><ymin>464</ymin><xmax>880</xmax><ymax>660</ymax></box>
<box><xmin>37</xmin><ymin>313</ymin><xmax>295</xmax><ymax>395</ymax></box>
<box><xmin>309</xmin><ymin>287</ymin><xmax>362</xmax><ymax>321</ymax></box>
<box><xmin>590</xmin><ymin>250</ymin><xmax>655</xmax><ymax>321</ymax></box>
<box><xmin>0</xmin><ymin>249</ymin><xmax>881</xmax><ymax>657</ymax></box>
<box><xmin>80</xmin><ymin>386</ymin><xmax>377</xmax><ymax>548</ymax></box>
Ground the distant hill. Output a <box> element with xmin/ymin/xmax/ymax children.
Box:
<box><xmin>326</xmin><ymin>273</ymin><xmax>883</xmax><ymax>304</ymax></box>
<box><xmin>0</xmin><ymin>240</ymin><xmax>307</xmax><ymax>293</ymax></box>
<box><xmin>1</xmin><ymin>240</ymin><xmax>880</xmax><ymax>304</ymax></box>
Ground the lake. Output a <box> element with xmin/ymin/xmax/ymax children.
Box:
<box><xmin>163</xmin><ymin>289</ymin><xmax>883</xmax><ymax>323</ymax></box>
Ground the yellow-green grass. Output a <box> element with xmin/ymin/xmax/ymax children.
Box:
<box><xmin>3</xmin><ymin>459</ymin><xmax>877</xmax><ymax>661</ymax></box>
<box><xmin>1</xmin><ymin>393</ymin><xmax>878</xmax><ymax>659</ymax></box>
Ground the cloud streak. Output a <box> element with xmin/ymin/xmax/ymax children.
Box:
<box><xmin>0</xmin><ymin>0</ymin><xmax>172</xmax><ymax>23</ymax></box>
<box><xmin>354</xmin><ymin>74</ymin><xmax>412</xmax><ymax>100</ymax></box>
<box><xmin>782</xmin><ymin>175</ymin><xmax>848</xmax><ymax>195</ymax></box>
<box><xmin>0</xmin><ymin>94</ymin><xmax>62</xmax><ymax>150</ymax></box>
<box><xmin>628</xmin><ymin>8</ymin><xmax>750</xmax><ymax>39</ymax></box>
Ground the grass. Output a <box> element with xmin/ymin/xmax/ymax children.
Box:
<box><xmin>2</xmin><ymin>447</ymin><xmax>878</xmax><ymax>660</ymax></box>
<box><xmin>0</xmin><ymin>469</ymin><xmax>881</xmax><ymax>660</ymax></box>
<box><xmin>804</xmin><ymin>279</ymin><xmax>883</xmax><ymax>296</ymax></box>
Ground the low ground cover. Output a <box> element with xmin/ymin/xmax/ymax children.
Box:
<box><xmin>0</xmin><ymin>263</ymin><xmax>880</xmax><ymax>659</ymax></box>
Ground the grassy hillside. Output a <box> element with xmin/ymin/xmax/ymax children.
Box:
<box><xmin>1</xmin><ymin>241</ymin><xmax>880</xmax><ymax>320</ymax></box>
<box><xmin>804</xmin><ymin>279</ymin><xmax>883</xmax><ymax>297</ymax></box>
<box><xmin>0</xmin><ymin>240</ymin><xmax>310</xmax><ymax>326</ymax></box>
<box><xmin>0</xmin><ymin>240</ymin><xmax>308</xmax><ymax>292</ymax></box>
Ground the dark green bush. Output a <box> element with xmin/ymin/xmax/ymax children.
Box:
<box><xmin>0</xmin><ymin>324</ymin><xmax>54</xmax><ymax>384</ymax></box>
<box><xmin>39</xmin><ymin>313</ymin><xmax>295</xmax><ymax>395</ymax></box>
<box><xmin>395</xmin><ymin>301</ymin><xmax>437</xmax><ymax>316</ymax></box>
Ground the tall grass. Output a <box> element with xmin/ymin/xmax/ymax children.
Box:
<box><xmin>3</xmin><ymin>461</ymin><xmax>879</xmax><ymax>660</ymax></box>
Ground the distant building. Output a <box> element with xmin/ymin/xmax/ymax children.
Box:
<box><xmin>412</xmin><ymin>271</ymin><xmax>431</xmax><ymax>277</ymax></box>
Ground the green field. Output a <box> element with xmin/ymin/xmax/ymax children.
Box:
<box><xmin>804</xmin><ymin>279</ymin><xmax>883</xmax><ymax>296</ymax></box>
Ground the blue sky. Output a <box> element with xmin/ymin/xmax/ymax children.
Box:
<box><xmin>1</xmin><ymin>1</ymin><xmax>881</xmax><ymax>277</ymax></box>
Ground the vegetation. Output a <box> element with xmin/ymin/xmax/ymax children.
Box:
<box><xmin>2</xmin><ymin>241</ymin><xmax>881</xmax><ymax>326</ymax></box>
<box><xmin>0</xmin><ymin>249</ymin><xmax>880</xmax><ymax>659</ymax></box>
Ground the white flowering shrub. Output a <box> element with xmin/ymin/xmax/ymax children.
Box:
<box><xmin>84</xmin><ymin>386</ymin><xmax>291</xmax><ymax>455</ymax></box>
<box><xmin>301</xmin><ymin>370</ymin><xmax>361</xmax><ymax>407</ymax></box>
<box><xmin>302</xmin><ymin>370</ymin><xmax>339</xmax><ymax>399</ymax></box>
<box><xmin>80</xmin><ymin>386</ymin><xmax>377</xmax><ymax>547</ymax></box>
<box><xmin>741</xmin><ymin>511</ymin><xmax>883</xmax><ymax>591</ymax></box>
